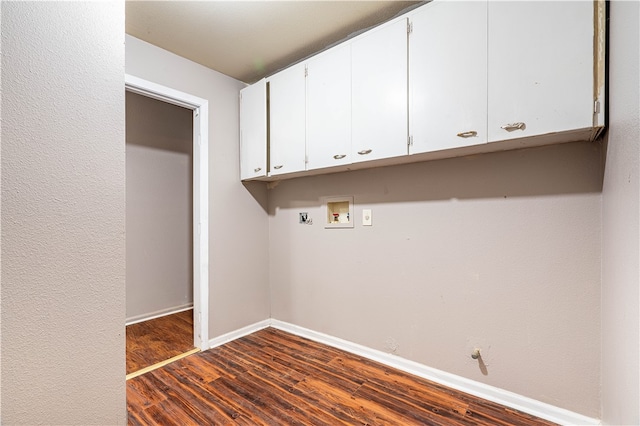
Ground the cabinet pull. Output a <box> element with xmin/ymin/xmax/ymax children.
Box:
<box><xmin>500</xmin><ymin>122</ymin><xmax>526</xmax><ymax>132</ymax></box>
<box><xmin>253</xmin><ymin>167</ymin><xmax>262</xmax><ymax>173</ymax></box>
<box><xmin>273</xmin><ymin>165</ymin><xmax>283</xmax><ymax>170</ymax></box>
<box><xmin>333</xmin><ymin>154</ymin><xmax>346</xmax><ymax>160</ymax></box>
<box><xmin>357</xmin><ymin>149</ymin><xmax>373</xmax><ymax>155</ymax></box>
<box><xmin>456</xmin><ymin>130</ymin><xmax>477</xmax><ymax>138</ymax></box>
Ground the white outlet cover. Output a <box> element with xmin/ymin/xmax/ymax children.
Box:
<box><xmin>363</xmin><ymin>209</ymin><xmax>372</xmax><ymax>226</ymax></box>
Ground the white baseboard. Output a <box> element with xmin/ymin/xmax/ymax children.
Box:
<box><xmin>270</xmin><ymin>319</ymin><xmax>601</xmax><ymax>426</ymax></box>
<box><xmin>208</xmin><ymin>319</ymin><xmax>271</xmax><ymax>349</ymax></box>
<box><xmin>126</xmin><ymin>303</ymin><xmax>193</xmax><ymax>326</ymax></box>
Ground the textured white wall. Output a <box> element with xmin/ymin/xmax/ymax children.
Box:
<box><xmin>0</xmin><ymin>1</ymin><xmax>3</xmax><ymax>419</ymax></box>
<box><xmin>601</xmin><ymin>1</ymin><xmax>640</xmax><ymax>424</ymax></box>
<box><xmin>269</xmin><ymin>141</ymin><xmax>602</xmax><ymax>417</ymax></box>
<box><xmin>1</xmin><ymin>2</ymin><xmax>125</xmax><ymax>424</ymax></box>
<box><xmin>126</xmin><ymin>92</ymin><xmax>193</xmax><ymax>322</ymax></box>
<box><xmin>125</xmin><ymin>35</ymin><xmax>270</xmax><ymax>337</ymax></box>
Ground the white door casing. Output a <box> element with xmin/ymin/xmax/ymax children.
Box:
<box><xmin>125</xmin><ymin>74</ymin><xmax>210</xmax><ymax>350</ymax></box>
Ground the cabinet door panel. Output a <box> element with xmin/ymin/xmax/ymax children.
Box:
<box><xmin>352</xmin><ymin>19</ymin><xmax>408</xmax><ymax>163</ymax></box>
<box><xmin>409</xmin><ymin>1</ymin><xmax>487</xmax><ymax>154</ymax></box>
<box><xmin>269</xmin><ymin>63</ymin><xmax>306</xmax><ymax>175</ymax></box>
<box><xmin>306</xmin><ymin>44</ymin><xmax>351</xmax><ymax>170</ymax></box>
<box><xmin>488</xmin><ymin>1</ymin><xmax>594</xmax><ymax>142</ymax></box>
<box><xmin>240</xmin><ymin>79</ymin><xmax>266</xmax><ymax>180</ymax></box>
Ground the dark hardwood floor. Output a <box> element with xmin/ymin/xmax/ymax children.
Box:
<box><xmin>126</xmin><ymin>309</ymin><xmax>194</xmax><ymax>374</ymax></box>
<box><xmin>127</xmin><ymin>327</ymin><xmax>557</xmax><ymax>425</ymax></box>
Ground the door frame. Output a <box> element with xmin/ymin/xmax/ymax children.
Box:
<box><xmin>125</xmin><ymin>74</ymin><xmax>210</xmax><ymax>350</ymax></box>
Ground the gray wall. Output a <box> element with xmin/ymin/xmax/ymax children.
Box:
<box><xmin>1</xmin><ymin>2</ymin><xmax>125</xmax><ymax>423</ymax></box>
<box><xmin>125</xmin><ymin>35</ymin><xmax>271</xmax><ymax>338</ymax></box>
<box><xmin>601</xmin><ymin>1</ymin><xmax>640</xmax><ymax>424</ymax></box>
<box><xmin>269</xmin><ymin>141</ymin><xmax>602</xmax><ymax>418</ymax></box>
<box><xmin>126</xmin><ymin>92</ymin><xmax>193</xmax><ymax>322</ymax></box>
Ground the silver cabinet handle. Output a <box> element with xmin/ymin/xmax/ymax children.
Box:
<box><xmin>253</xmin><ymin>167</ymin><xmax>262</xmax><ymax>173</ymax></box>
<box><xmin>357</xmin><ymin>149</ymin><xmax>372</xmax><ymax>155</ymax></box>
<box><xmin>456</xmin><ymin>130</ymin><xmax>477</xmax><ymax>138</ymax></box>
<box><xmin>501</xmin><ymin>122</ymin><xmax>526</xmax><ymax>131</ymax></box>
<box><xmin>273</xmin><ymin>165</ymin><xmax>283</xmax><ymax>170</ymax></box>
<box><xmin>333</xmin><ymin>154</ymin><xmax>346</xmax><ymax>160</ymax></box>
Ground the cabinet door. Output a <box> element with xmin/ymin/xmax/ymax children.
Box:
<box><xmin>409</xmin><ymin>1</ymin><xmax>487</xmax><ymax>154</ymax></box>
<box><xmin>352</xmin><ymin>18</ymin><xmax>408</xmax><ymax>163</ymax></box>
<box><xmin>488</xmin><ymin>1</ymin><xmax>594</xmax><ymax>142</ymax></box>
<box><xmin>306</xmin><ymin>44</ymin><xmax>351</xmax><ymax>170</ymax></box>
<box><xmin>239</xmin><ymin>79</ymin><xmax>266</xmax><ymax>180</ymax></box>
<box><xmin>269</xmin><ymin>62</ymin><xmax>306</xmax><ymax>175</ymax></box>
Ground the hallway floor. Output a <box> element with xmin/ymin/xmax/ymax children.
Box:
<box><xmin>126</xmin><ymin>309</ymin><xmax>194</xmax><ymax>375</ymax></box>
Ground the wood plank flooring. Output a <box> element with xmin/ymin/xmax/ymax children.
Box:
<box><xmin>127</xmin><ymin>327</ymin><xmax>557</xmax><ymax>425</ymax></box>
<box><xmin>126</xmin><ymin>309</ymin><xmax>194</xmax><ymax>374</ymax></box>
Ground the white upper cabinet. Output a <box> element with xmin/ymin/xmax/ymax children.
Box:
<box><xmin>239</xmin><ymin>79</ymin><xmax>267</xmax><ymax>180</ymax></box>
<box><xmin>409</xmin><ymin>1</ymin><xmax>487</xmax><ymax>154</ymax></box>
<box><xmin>268</xmin><ymin>62</ymin><xmax>306</xmax><ymax>175</ymax></box>
<box><xmin>239</xmin><ymin>1</ymin><xmax>605</xmax><ymax>182</ymax></box>
<box><xmin>306</xmin><ymin>43</ymin><xmax>352</xmax><ymax>170</ymax></box>
<box><xmin>352</xmin><ymin>18</ymin><xmax>409</xmax><ymax>163</ymax></box>
<box><xmin>487</xmin><ymin>1</ymin><xmax>595</xmax><ymax>142</ymax></box>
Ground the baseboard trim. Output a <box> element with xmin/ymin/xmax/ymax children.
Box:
<box><xmin>208</xmin><ymin>319</ymin><xmax>271</xmax><ymax>350</ymax></box>
<box><xmin>270</xmin><ymin>319</ymin><xmax>601</xmax><ymax>426</ymax></box>
<box><xmin>126</xmin><ymin>303</ymin><xmax>193</xmax><ymax>326</ymax></box>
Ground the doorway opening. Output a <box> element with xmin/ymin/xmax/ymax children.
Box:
<box><xmin>124</xmin><ymin>74</ymin><xmax>209</xmax><ymax>377</ymax></box>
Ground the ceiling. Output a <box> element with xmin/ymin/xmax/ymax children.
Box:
<box><xmin>126</xmin><ymin>1</ymin><xmax>423</xmax><ymax>84</ymax></box>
